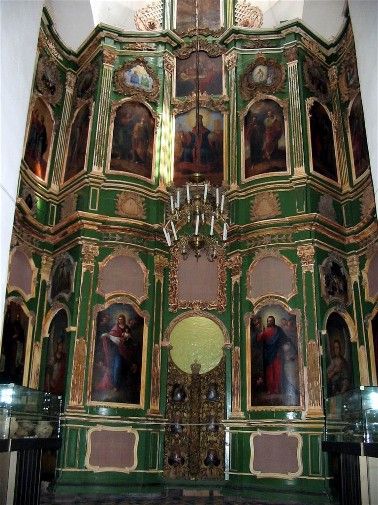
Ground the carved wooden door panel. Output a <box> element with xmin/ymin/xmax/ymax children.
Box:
<box><xmin>163</xmin><ymin>356</ymin><xmax>225</xmax><ymax>480</ymax></box>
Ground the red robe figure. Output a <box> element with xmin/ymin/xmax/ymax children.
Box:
<box><xmin>257</xmin><ymin>316</ymin><xmax>286</xmax><ymax>395</ymax></box>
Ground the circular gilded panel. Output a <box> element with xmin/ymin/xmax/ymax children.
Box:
<box><xmin>170</xmin><ymin>316</ymin><xmax>224</xmax><ymax>374</ymax></box>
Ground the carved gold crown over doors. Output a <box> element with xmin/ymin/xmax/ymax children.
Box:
<box><xmin>163</xmin><ymin>356</ymin><xmax>225</xmax><ymax>480</ymax></box>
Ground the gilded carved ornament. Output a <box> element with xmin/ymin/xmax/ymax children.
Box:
<box><xmin>250</xmin><ymin>191</ymin><xmax>281</xmax><ymax>221</ymax></box>
<box><xmin>172</xmin><ymin>92</ymin><xmax>229</xmax><ymax>115</ymax></box>
<box><xmin>328</xmin><ymin>65</ymin><xmax>338</xmax><ymax>90</ymax></box>
<box><xmin>347</xmin><ymin>255</ymin><xmax>360</xmax><ymax>284</ymax></box>
<box><xmin>227</xmin><ymin>254</ymin><xmax>242</xmax><ymax>279</ymax></box>
<box><xmin>306</xmin><ymin>340</ymin><xmax>322</xmax><ymax>412</ymax></box>
<box><xmin>235</xmin><ymin>1</ymin><xmax>263</xmax><ymax>28</ymax></box>
<box><xmin>70</xmin><ymin>337</ymin><xmax>87</xmax><ymax>406</ymax></box>
<box><xmin>247</xmin><ymin>233</ymin><xmax>293</xmax><ymax>249</ymax></box>
<box><xmin>168</xmin><ymin>245</ymin><xmax>227</xmax><ymax>312</ymax></box>
<box><xmin>225</xmin><ymin>52</ymin><xmax>237</xmax><ymax>71</ymax></box>
<box><xmin>102</xmin><ymin>49</ymin><xmax>117</xmax><ymax>67</ymax></box>
<box><xmin>123</xmin><ymin>42</ymin><xmax>156</xmax><ymax>51</ymax></box>
<box><xmin>283</xmin><ymin>45</ymin><xmax>298</xmax><ymax>63</ymax></box>
<box><xmin>134</xmin><ymin>1</ymin><xmax>163</xmax><ymax>31</ymax></box>
<box><xmin>65</xmin><ymin>72</ymin><xmax>76</xmax><ymax>94</ymax></box>
<box><xmin>40</xmin><ymin>254</ymin><xmax>54</xmax><ymax>281</ymax></box>
<box><xmin>174</xmin><ymin>40</ymin><xmax>225</xmax><ymax>60</ymax></box>
<box><xmin>301</xmin><ymin>36</ymin><xmax>326</xmax><ymax>62</ymax></box>
<box><xmin>39</xmin><ymin>32</ymin><xmax>63</xmax><ymax>61</ymax></box>
<box><xmin>239</xmin><ymin>54</ymin><xmax>286</xmax><ymax>100</ymax></box>
<box><xmin>297</xmin><ymin>244</ymin><xmax>315</xmax><ymax>272</ymax></box>
<box><xmin>115</xmin><ymin>191</ymin><xmax>146</xmax><ymax>219</ymax></box>
<box><xmin>82</xmin><ymin>243</ymin><xmax>100</xmax><ymax>272</ymax></box>
<box><xmin>154</xmin><ymin>254</ymin><xmax>169</xmax><ymax>281</ymax></box>
<box><xmin>36</xmin><ymin>56</ymin><xmax>63</xmax><ymax>106</ymax></box>
<box><xmin>114</xmin><ymin>58</ymin><xmax>160</xmax><ymax>102</ymax></box>
<box><xmin>29</xmin><ymin>342</ymin><xmax>42</xmax><ymax>390</ymax></box>
<box><xmin>164</xmin><ymin>53</ymin><xmax>175</xmax><ymax>74</ymax></box>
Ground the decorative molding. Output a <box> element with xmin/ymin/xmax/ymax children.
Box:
<box><xmin>301</xmin><ymin>36</ymin><xmax>326</xmax><ymax>62</ymax></box>
<box><xmin>134</xmin><ymin>1</ymin><xmax>163</xmax><ymax>31</ymax></box>
<box><xmin>235</xmin><ymin>1</ymin><xmax>263</xmax><ymax>28</ymax></box>
<box><xmin>115</xmin><ymin>191</ymin><xmax>146</xmax><ymax>219</ymax></box>
<box><xmin>174</xmin><ymin>40</ymin><xmax>225</xmax><ymax>60</ymax></box>
<box><xmin>172</xmin><ymin>92</ymin><xmax>229</xmax><ymax>115</ymax></box>
<box><xmin>250</xmin><ymin>191</ymin><xmax>281</xmax><ymax>221</ymax></box>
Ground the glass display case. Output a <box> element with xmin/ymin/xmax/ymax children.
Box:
<box><xmin>324</xmin><ymin>386</ymin><xmax>378</xmax><ymax>449</ymax></box>
<box><xmin>0</xmin><ymin>383</ymin><xmax>61</xmax><ymax>451</ymax></box>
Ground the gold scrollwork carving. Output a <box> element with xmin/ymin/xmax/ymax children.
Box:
<box><xmin>239</xmin><ymin>54</ymin><xmax>286</xmax><ymax>100</ymax></box>
<box><xmin>103</xmin><ymin>49</ymin><xmax>117</xmax><ymax>67</ymax></box>
<box><xmin>227</xmin><ymin>254</ymin><xmax>242</xmax><ymax>279</ymax></box>
<box><xmin>174</xmin><ymin>40</ymin><xmax>226</xmax><ymax>60</ymax></box>
<box><xmin>225</xmin><ymin>52</ymin><xmax>237</xmax><ymax>71</ymax></box>
<box><xmin>284</xmin><ymin>45</ymin><xmax>298</xmax><ymax>63</ymax></box>
<box><xmin>307</xmin><ymin>340</ymin><xmax>322</xmax><ymax>413</ymax></box>
<box><xmin>154</xmin><ymin>254</ymin><xmax>169</xmax><ymax>281</ymax></box>
<box><xmin>35</xmin><ymin>56</ymin><xmax>63</xmax><ymax>106</ymax></box>
<box><xmin>172</xmin><ymin>92</ymin><xmax>229</xmax><ymax>115</ymax></box>
<box><xmin>114</xmin><ymin>58</ymin><xmax>160</xmax><ymax>102</ymax></box>
<box><xmin>82</xmin><ymin>243</ymin><xmax>100</xmax><ymax>272</ymax></box>
<box><xmin>70</xmin><ymin>337</ymin><xmax>87</xmax><ymax>406</ymax></box>
<box><xmin>115</xmin><ymin>191</ymin><xmax>146</xmax><ymax>219</ymax></box>
<box><xmin>297</xmin><ymin>244</ymin><xmax>315</xmax><ymax>273</ymax></box>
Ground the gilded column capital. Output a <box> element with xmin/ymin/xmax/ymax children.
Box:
<box><xmin>65</xmin><ymin>71</ymin><xmax>77</xmax><ymax>93</ymax></box>
<box><xmin>82</xmin><ymin>243</ymin><xmax>100</xmax><ymax>272</ymax></box>
<box><xmin>103</xmin><ymin>49</ymin><xmax>117</xmax><ymax>67</ymax></box>
<box><xmin>164</xmin><ymin>53</ymin><xmax>175</xmax><ymax>75</ymax></box>
<box><xmin>284</xmin><ymin>45</ymin><xmax>298</xmax><ymax>63</ymax></box>
<box><xmin>227</xmin><ymin>254</ymin><xmax>242</xmax><ymax>280</ymax></box>
<box><xmin>154</xmin><ymin>254</ymin><xmax>169</xmax><ymax>282</ymax></box>
<box><xmin>347</xmin><ymin>255</ymin><xmax>360</xmax><ymax>283</ymax></box>
<box><xmin>40</xmin><ymin>254</ymin><xmax>54</xmax><ymax>282</ymax></box>
<box><xmin>297</xmin><ymin>244</ymin><xmax>315</xmax><ymax>272</ymax></box>
<box><xmin>225</xmin><ymin>52</ymin><xmax>237</xmax><ymax>71</ymax></box>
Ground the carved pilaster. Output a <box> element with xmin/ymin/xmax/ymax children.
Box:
<box><xmin>231</xmin><ymin>346</ymin><xmax>244</xmax><ymax>417</ymax></box>
<box><xmin>328</xmin><ymin>65</ymin><xmax>349</xmax><ymax>190</ymax></box>
<box><xmin>287</xmin><ymin>54</ymin><xmax>305</xmax><ymax>175</ymax></box>
<box><xmin>92</xmin><ymin>50</ymin><xmax>117</xmax><ymax>173</ymax></box>
<box><xmin>297</xmin><ymin>244</ymin><xmax>315</xmax><ymax>273</ymax></box>
<box><xmin>306</xmin><ymin>340</ymin><xmax>323</xmax><ymax>415</ymax></box>
<box><xmin>227</xmin><ymin>51</ymin><xmax>237</xmax><ymax>184</ymax></box>
<box><xmin>69</xmin><ymin>338</ymin><xmax>87</xmax><ymax>407</ymax></box>
<box><xmin>160</xmin><ymin>53</ymin><xmax>174</xmax><ymax>187</ymax></box>
<box><xmin>358</xmin><ymin>345</ymin><xmax>370</xmax><ymax>386</ymax></box>
<box><xmin>29</xmin><ymin>341</ymin><xmax>42</xmax><ymax>390</ymax></box>
<box><xmin>148</xmin><ymin>343</ymin><xmax>161</xmax><ymax>415</ymax></box>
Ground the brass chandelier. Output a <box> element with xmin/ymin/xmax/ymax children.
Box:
<box><xmin>162</xmin><ymin>0</ymin><xmax>228</xmax><ymax>261</ymax></box>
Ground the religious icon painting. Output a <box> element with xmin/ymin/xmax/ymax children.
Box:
<box><xmin>174</xmin><ymin>107</ymin><xmax>224</xmax><ymax>186</ymax></box>
<box><xmin>90</xmin><ymin>303</ymin><xmax>146</xmax><ymax>407</ymax></box>
<box><xmin>249</xmin><ymin>304</ymin><xmax>301</xmax><ymax>408</ymax></box>
<box><xmin>113</xmin><ymin>59</ymin><xmax>160</xmax><ymax>102</ymax></box>
<box><xmin>243</xmin><ymin>99</ymin><xmax>287</xmax><ymax>179</ymax></box>
<box><xmin>109</xmin><ymin>101</ymin><xmax>155</xmax><ymax>180</ymax></box>
<box><xmin>24</xmin><ymin>97</ymin><xmax>54</xmax><ymax>181</ymax></box>
<box><xmin>320</xmin><ymin>254</ymin><xmax>349</xmax><ymax>305</ymax></box>
<box><xmin>303</xmin><ymin>56</ymin><xmax>330</xmax><ymax>102</ymax></box>
<box><xmin>175</xmin><ymin>0</ymin><xmax>221</xmax><ymax>32</ymax></box>
<box><xmin>176</xmin><ymin>52</ymin><xmax>223</xmax><ymax>97</ymax></box>
<box><xmin>44</xmin><ymin>309</ymin><xmax>69</xmax><ymax>397</ymax></box>
<box><xmin>64</xmin><ymin>103</ymin><xmax>91</xmax><ymax>182</ymax></box>
<box><xmin>348</xmin><ymin>93</ymin><xmax>370</xmax><ymax>180</ymax></box>
<box><xmin>325</xmin><ymin>312</ymin><xmax>354</xmax><ymax>397</ymax></box>
<box><xmin>49</xmin><ymin>253</ymin><xmax>75</xmax><ymax>302</ymax></box>
<box><xmin>309</xmin><ymin>100</ymin><xmax>338</xmax><ymax>182</ymax></box>
<box><xmin>239</xmin><ymin>55</ymin><xmax>286</xmax><ymax>100</ymax></box>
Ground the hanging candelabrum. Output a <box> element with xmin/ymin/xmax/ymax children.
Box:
<box><xmin>163</xmin><ymin>172</ymin><xmax>228</xmax><ymax>262</ymax></box>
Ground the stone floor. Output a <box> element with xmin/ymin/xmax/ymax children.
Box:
<box><xmin>39</xmin><ymin>489</ymin><xmax>337</xmax><ymax>505</ymax></box>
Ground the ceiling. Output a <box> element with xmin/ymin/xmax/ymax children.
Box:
<box><xmin>45</xmin><ymin>0</ymin><xmax>348</xmax><ymax>51</ymax></box>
